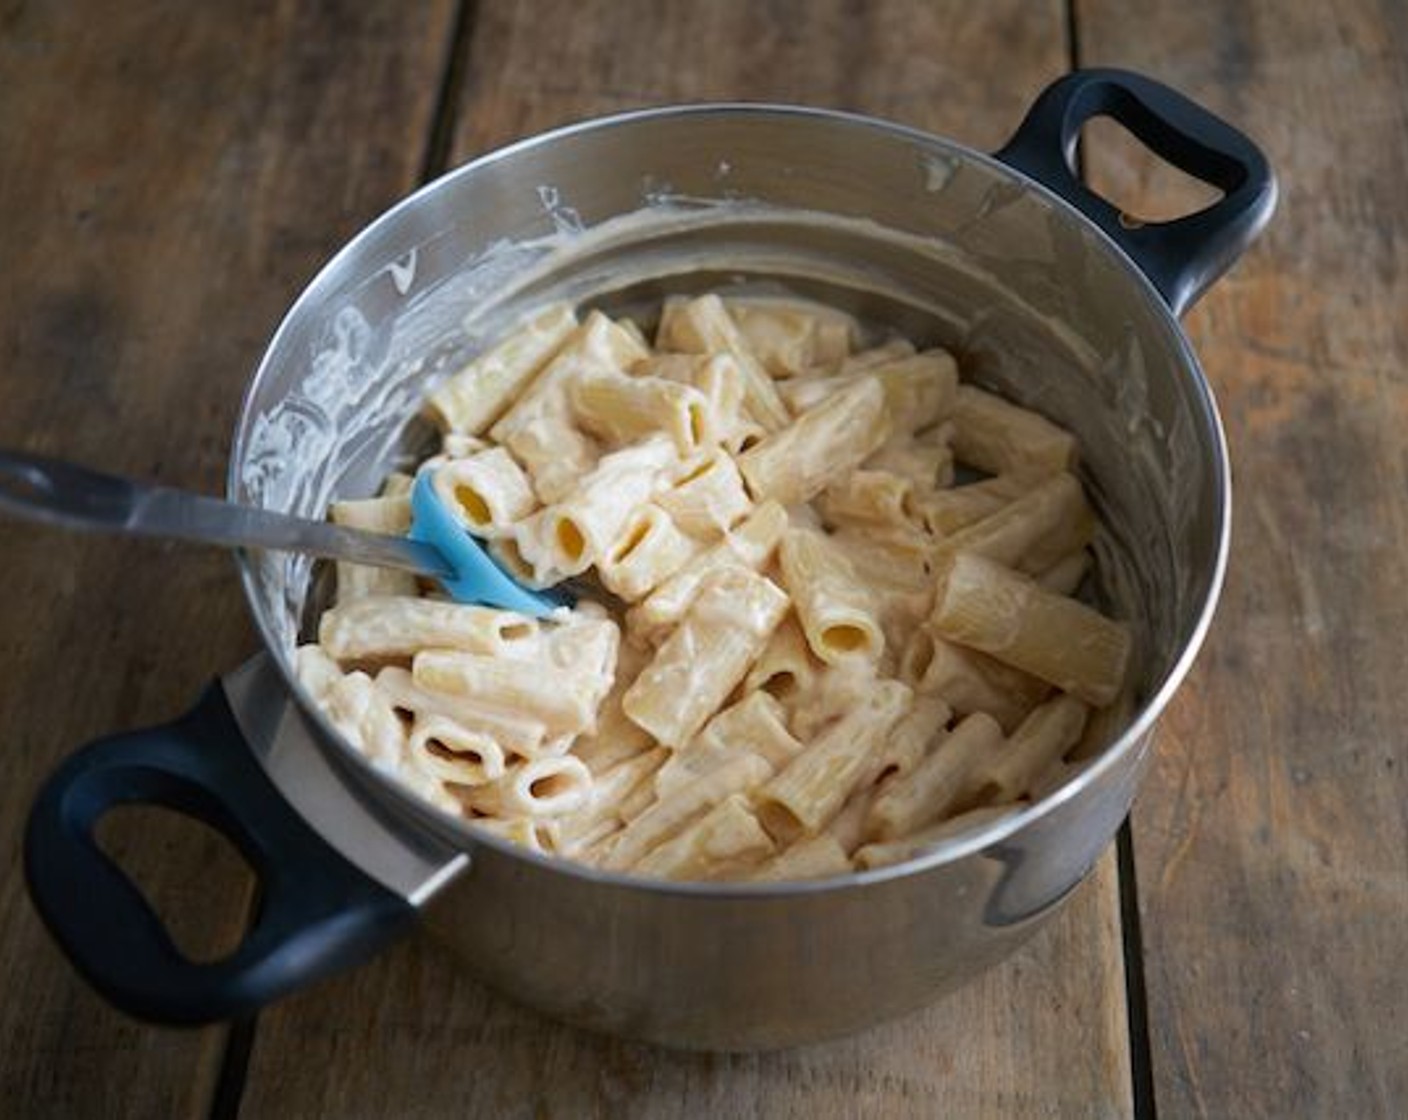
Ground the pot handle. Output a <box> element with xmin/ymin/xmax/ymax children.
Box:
<box><xmin>994</xmin><ymin>68</ymin><xmax>1276</xmax><ymax>316</ymax></box>
<box><xmin>24</xmin><ymin>682</ymin><xmax>415</xmax><ymax>1025</ymax></box>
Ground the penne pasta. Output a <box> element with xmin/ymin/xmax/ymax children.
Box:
<box><xmin>490</xmin><ymin>311</ymin><xmax>648</xmax><ymax>502</ymax></box>
<box><xmin>437</xmin><ymin>435</ymin><xmax>488</xmax><ymax>462</ymax></box>
<box><xmin>743</xmin><ymin>613</ymin><xmax>823</xmax><ymax>704</ymax></box>
<box><xmin>1035</xmin><ymin>549</ymin><xmax>1092</xmax><ymax>596</ymax></box>
<box><xmin>778</xmin><ymin>527</ymin><xmax>885</xmax><ymax>665</ymax></box>
<box><xmin>318</xmin><ymin>595</ymin><xmax>539</xmax><ymax>662</ymax></box>
<box><xmin>656</xmin><ymin>294</ymin><xmax>791</xmax><ymax>430</ymax></box>
<box><xmin>627</xmin><ymin>499</ymin><xmax>788</xmax><ymax>638</ymax></box>
<box><xmin>721</xmin><ymin>302</ymin><xmax>817</xmax><ymax>379</ymax></box>
<box><xmin>513</xmin><ymin>415</ymin><xmax>601</xmax><ymax>505</ymax></box>
<box><xmin>407</xmin><ymin>714</ymin><xmax>507</xmax><ymax>786</ymax></box>
<box><xmin>490</xmin><ymin>311</ymin><xmax>647</xmax><ymax>439</ymax></box>
<box><xmin>932</xmin><ymin>472</ymin><xmax>1094</xmax><ymax>575</ymax></box>
<box><xmin>656</xmin><ymin>692</ymin><xmax>803</xmax><ymax>799</ymax></box>
<box><xmin>773</xmin><ymin>348</ymin><xmax>955</xmax><ymax>437</ymax></box>
<box><xmin>723</xmin><ymin>297</ymin><xmax>860</xmax><ymax>378</ymax></box>
<box><xmin>754</xmin><ymin>679</ymin><xmax>911</xmax><ymax>845</ymax></box>
<box><xmin>751</xmin><ymin>834</ymin><xmax>853</xmax><ymax>881</ymax></box>
<box><xmin>427</xmin><ymin>303</ymin><xmax>578</xmax><ymax>434</ymax></box>
<box><xmin>431</xmin><ymin>448</ymin><xmax>537</xmax><ymax>538</ymax></box>
<box><xmin>853</xmin><ymin>805</ymin><xmax>1023</xmax><ymax>870</ymax></box>
<box><xmin>482</xmin><ymin>531</ymin><xmax>558</xmax><ymax>592</ymax></box>
<box><xmin>462</xmin><ymin>755</ymin><xmax>593</xmax><ymax>818</ymax></box>
<box><xmin>333</xmin><ymin>561</ymin><xmax>419</xmax><ymax>603</ymax></box>
<box><xmin>412</xmin><ymin>617</ymin><xmax>617</xmax><ymax>739</ymax></box>
<box><xmin>818</xmin><ymin>469</ymin><xmax>916</xmax><ymax>529</ymax></box>
<box><xmin>737</xmin><ymin>375</ymin><xmax>891</xmax><ymax>506</ymax></box>
<box><xmin>967</xmin><ymin>693</ymin><xmax>1089</xmax><ymax>805</ymax></box>
<box><xmin>596</xmin><ymin>503</ymin><xmax>699</xmax><ymax>602</ymax></box>
<box><xmin>950</xmin><ymin>384</ymin><xmax>1077</xmax><ymax>477</ymax></box>
<box><xmin>899</xmin><ymin>627</ymin><xmax>1050</xmax><ymax>732</ymax></box>
<box><xmin>632</xmin><ymin>794</ymin><xmax>776</xmax><ymax>880</ymax></box>
<box><xmin>570</xmin><ymin>370</ymin><xmax>713</xmax><ymax>456</ymax></box>
<box><xmin>375</xmin><ymin>666</ymin><xmax>549</xmax><ymax>758</ymax></box>
<box><xmin>532</xmin><ymin>437</ymin><xmax>678</xmax><ymax>575</ymax></box>
<box><xmin>641</xmin><ymin>352</ymin><xmax>749</xmax><ymax>447</ymax></box>
<box><xmin>601</xmin><ymin>751</ymin><xmax>773</xmax><ymax>871</ymax></box>
<box><xmin>380</xmin><ymin>471</ymin><xmax>416</xmax><ymax>497</ymax></box>
<box><xmin>321</xmin><ymin>671</ymin><xmax>407</xmax><ymax>770</ymax></box>
<box><xmin>294</xmin><ymin>643</ymin><xmax>344</xmax><ymax>703</ymax></box>
<box><xmin>656</xmin><ymin>450</ymin><xmax>753</xmax><ymax>539</ymax></box>
<box><xmin>864</xmin><ymin>424</ymin><xmax>955</xmax><ymax>493</ymax></box>
<box><xmin>826</xmin><ymin>526</ymin><xmax>935</xmax><ymax>660</ymax></box>
<box><xmin>864</xmin><ymin>695</ymin><xmax>953</xmax><ymax>787</ymax></box>
<box><xmin>622</xmin><ymin>567</ymin><xmax>789</xmax><ymax>748</ymax></box>
<box><xmin>865</xmin><ymin>711</ymin><xmax>1004</xmax><ymax>841</ymax></box>
<box><xmin>775</xmin><ymin>373</ymin><xmax>847</xmax><ymax>415</ymax></box>
<box><xmin>616</xmin><ymin>763</ymin><xmax>663</xmax><ymax>823</ymax></box>
<box><xmin>869</xmin><ymin>350</ymin><xmax>959</xmax><ymax>434</ymax></box>
<box><xmin>723</xmin><ymin>419</ymin><xmax>768</xmax><ymax>458</ymax></box>
<box><xmin>841</xmin><ymin>338</ymin><xmax>915</xmax><ymax>373</ymax></box>
<box><xmin>822</xmin><ymin>785</ymin><xmax>881</xmax><ymax>855</ymax></box>
<box><xmin>929</xmin><ymin>552</ymin><xmax>1131</xmax><ymax>707</ymax></box>
<box><xmin>555</xmin><ymin>747</ymin><xmax>668</xmax><ymax>854</ymax></box>
<box><xmin>911</xmin><ymin>471</ymin><xmax>1040</xmax><ymax>536</ymax></box>
<box><xmin>786</xmin><ymin>660</ymin><xmax>878</xmax><ymax>742</ymax></box>
<box><xmin>827</xmin><ymin>526</ymin><xmax>933</xmax><ymax>594</ymax></box>
<box><xmin>330</xmin><ymin>493</ymin><xmax>418</xmax><ymax>601</ymax></box>
<box><xmin>471</xmin><ymin>815</ymin><xmax>561</xmax><ymax>856</ymax></box>
<box><xmin>616</xmin><ymin>316</ymin><xmax>651</xmax><ymax>352</ymax></box>
<box><xmin>571</xmin><ymin>641</ymin><xmax>657</xmax><ymax>774</ymax></box>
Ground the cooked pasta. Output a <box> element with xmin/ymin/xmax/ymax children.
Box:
<box><xmin>296</xmin><ymin>292</ymin><xmax>1133</xmax><ymax>882</ymax></box>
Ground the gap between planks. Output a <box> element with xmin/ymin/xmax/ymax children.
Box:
<box><xmin>418</xmin><ymin>0</ymin><xmax>481</xmax><ymax>186</ymax></box>
<box><xmin>206</xmin><ymin>5</ymin><xmax>481</xmax><ymax>1118</ymax></box>
<box><xmin>1062</xmin><ymin>3</ymin><xmax>1157</xmax><ymax>1112</ymax></box>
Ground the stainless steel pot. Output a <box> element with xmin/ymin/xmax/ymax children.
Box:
<box><xmin>25</xmin><ymin>70</ymin><xmax>1275</xmax><ymax>1049</ymax></box>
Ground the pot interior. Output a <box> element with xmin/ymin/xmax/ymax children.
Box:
<box><xmin>232</xmin><ymin>106</ymin><xmax>1225</xmax><ymax>839</ymax></box>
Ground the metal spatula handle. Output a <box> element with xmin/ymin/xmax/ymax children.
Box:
<box><xmin>0</xmin><ymin>449</ymin><xmax>453</xmax><ymax>579</ymax></box>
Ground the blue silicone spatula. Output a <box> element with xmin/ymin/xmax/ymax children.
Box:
<box><xmin>0</xmin><ymin>449</ymin><xmax>568</xmax><ymax>618</ymax></box>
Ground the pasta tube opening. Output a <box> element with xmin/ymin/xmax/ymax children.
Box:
<box><xmin>305</xmin><ymin>290</ymin><xmax>1138</xmax><ymax>882</ymax></box>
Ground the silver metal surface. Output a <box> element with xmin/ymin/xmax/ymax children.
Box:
<box><xmin>222</xmin><ymin>654</ymin><xmax>467</xmax><ymax>903</ymax></box>
<box><xmin>0</xmin><ymin>448</ymin><xmax>451</xmax><ymax>578</ymax></box>
<box><xmin>223</xmin><ymin>104</ymin><xmax>1233</xmax><ymax>1048</ymax></box>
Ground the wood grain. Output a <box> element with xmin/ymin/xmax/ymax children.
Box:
<box><xmin>451</xmin><ymin>0</ymin><xmax>1068</xmax><ymax>152</ymax></box>
<box><xmin>239</xmin><ymin>856</ymin><xmax>1130</xmax><ymax>1120</ymax></box>
<box><xmin>1077</xmin><ymin>1</ymin><xmax>1408</xmax><ymax>1114</ymax></box>
<box><xmin>0</xmin><ymin>2</ymin><xmax>456</xmax><ymax>1117</ymax></box>
<box><xmin>238</xmin><ymin>3</ymin><xmax>1135</xmax><ymax>1116</ymax></box>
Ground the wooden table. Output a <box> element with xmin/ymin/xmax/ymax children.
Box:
<box><xmin>2</xmin><ymin>2</ymin><xmax>1403</xmax><ymax>1116</ymax></box>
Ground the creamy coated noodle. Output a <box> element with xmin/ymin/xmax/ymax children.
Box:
<box><xmin>295</xmin><ymin>293</ymin><xmax>1132</xmax><ymax>879</ymax></box>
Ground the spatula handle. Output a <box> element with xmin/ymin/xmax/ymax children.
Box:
<box><xmin>0</xmin><ymin>448</ymin><xmax>449</xmax><ymax>577</ymax></box>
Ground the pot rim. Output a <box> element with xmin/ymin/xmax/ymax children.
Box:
<box><xmin>230</xmin><ymin>101</ymin><xmax>1230</xmax><ymax>897</ymax></box>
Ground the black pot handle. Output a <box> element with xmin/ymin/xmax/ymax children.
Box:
<box><xmin>24</xmin><ymin>683</ymin><xmax>415</xmax><ymax>1025</ymax></box>
<box><xmin>994</xmin><ymin>68</ymin><xmax>1276</xmax><ymax>316</ymax></box>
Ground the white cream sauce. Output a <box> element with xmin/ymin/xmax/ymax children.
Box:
<box><xmin>242</xmin><ymin>182</ymin><xmax>1206</xmax><ymax>702</ymax></box>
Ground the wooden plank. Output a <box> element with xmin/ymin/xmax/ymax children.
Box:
<box><xmin>1076</xmin><ymin>2</ymin><xmax>1408</xmax><ymax>1114</ymax></box>
<box><xmin>239</xmin><ymin>856</ymin><xmax>1128</xmax><ymax>1120</ymax></box>
<box><xmin>0</xmin><ymin>3</ymin><xmax>457</xmax><ymax>1118</ymax></box>
<box><xmin>239</xmin><ymin>3</ymin><xmax>1136</xmax><ymax>1116</ymax></box>
<box><xmin>452</xmin><ymin>0</ymin><xmax>1069</xmax><ymax>152</ymax></box>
